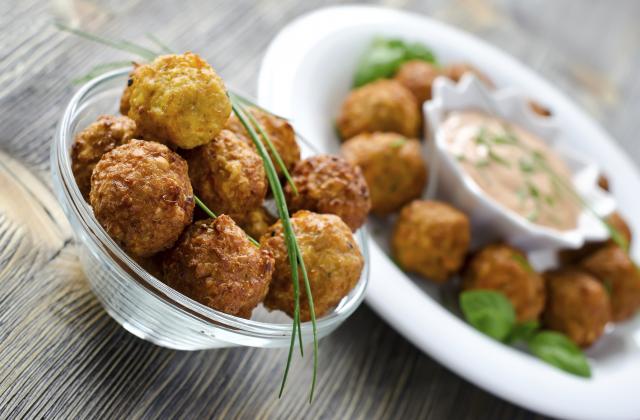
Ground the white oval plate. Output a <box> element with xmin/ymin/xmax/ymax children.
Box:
<box><xmin>257</xmin><ymin>5</ymin><xmax>640</xmax><ymax>419</ymax></box>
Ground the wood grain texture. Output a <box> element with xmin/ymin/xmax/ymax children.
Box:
<box><xmin>0</xmin><ymin>0</ymin><xmax>637</xmax><ymax>418</ymax></box>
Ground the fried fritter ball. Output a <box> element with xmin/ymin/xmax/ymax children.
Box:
<box><xmin>341</xmin><ymin>132</ymin><xmax>427</xmax><ymax>215</ymax></box>
<box><xmin>183</xmin><ymin>129</ymin><xmax>267</xmax><ymax>221</ymax></box>
<box><xmin>463</xmin><ymin>244</ymin><xmax>545</xmax><ymax>322</ymax></box>
<box><xmin>443</xmin><ymin>62</ymin><xmax>494</xmax><ymax>88</ymax></box>
<box><xmin>164</xmin><ymin>215</ymin><xmax>274</xmax><ymax>318</ymax></box>
<box><xmin>71</xmin><ymin>115</ymin><xmax>137</xmax><ymax>200</ymax></box>
<box><xmin>225</xmin><ymin>107</ymin><xmax>300</xmax><ymax>177</ymax></box>
<box><xmin>558</xmin><ymin>211</ymin><xmax>633</xmax><ymax>265</ymax></box>
<box><xmin>284</xmin><ymin>155</ymin><xmax>371</xmax><ymax>231</ymax></box>
<box><xmin>238</xmin><ymin>207</ymin><xmax>276</xmax><ymax>241</ymax></box>
<box><xmin>337</xmin><ymin>79</ymin><xmax>420</xmax><ymax>140</ymax></box>
<box><xmin>260</xmin><ymin>211</ymin><xmax>363</xmax><ymax>321</ymax></box>
<box><xmin>127</xmin><ymin>52</ymin><xmax>231</xmax><ymax>149</ymax></box>
<box><xmin>543</xmin><ymin>268</ymin><xmax>610</xmax><ymax>347</ymax></box>
<box><xmin>581</xmin><ymin>245</ymin><xmax>640</xmax><ymax>322</ymax></box>
<box><xmin>394</xmin><ymin>60</ymin><xmax>441</xmax><ymax>105</ymax></box>
<box><xmin>392</xmin><ymin>200</ymin><xmax>470</xmax><ymax>282</ymax></box>
<box><xmin>90</xmin><ymin>140</ymin><xmax>194</xmax><ymax>257</ymax></box>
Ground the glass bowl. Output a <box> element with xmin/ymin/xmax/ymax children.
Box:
<box><xmin>51</xmin><ymin>68</ymin><xmax>369</xmax><ymax>350</ymax></box>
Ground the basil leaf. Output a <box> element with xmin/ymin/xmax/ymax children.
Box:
<box><xmin>353</xmin><ymin>38</ymin><xmax>437</xmax><ymax>87</ymax></box>
<box><xmin>507</xmin><ymin>320</ymin><xmax>539</xmax><ymax>343</ymax></box>
<box><xmin>528</xmin><ymin>331</ymin><xmax>591</xmax><ymax>378</ymax></box>
<box><xmin>459</xmin><ymin>290</ymin><xmax>516</xmax><ymax>341</ymax></box>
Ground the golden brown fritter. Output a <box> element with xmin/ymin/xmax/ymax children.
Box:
<box><xmin>71</xmin><ymin>115</ymin><xmax>137</xmax><ymax>200</ymax></box>
<box><xmin>163</xmin><ymin>215</ymin><xmax>274</xmax><ymax>319</ymax></box>
<box><xmin>225</xmin><ymin>107</ymin><xmax>300</xmax><ymax>178</ymax></box>
<box><xmin>392</xmin><ymin>200</ymin><xmax>470</xmax><ymax>283</ymax></box>
<box><xmin>238</xmin><ymin>207</ymin><xmax>276</xmax><ymax>241</ymax></box>
<box><xmin>341</xmin><ymin>132</ymin><xmax>427</xmax><ymax>215</ymax></box>
<box><xmin>337</xmin><ymin>79</ymin><xmax>420</xmax><ymax>140</ymax></box>
<box><xmin>543</xmin><ymin>268</ymin><xmax>610</xmax><ymax>347</ymax></box>
<box><xmin>127</xmin><ymin>52</ymin><xmax>231</xmax><ymax>149</ymax></box>
<box><xmin>260</xmin><ymin>211</ymin><xmax>363</xmax><ymax>321</ymax></box>
<box><xmin>284</xmin><ymin>155</ymin><xmax>371</xmax><ymax>231</ymax></box>
<box><xmin>558</xmin><ymin>211</ymin><xmax>633</xmax><ymax>265</ymax></box>
<box><xmin>443</xmin><ymin>62</ymin><xmax>494</xmax><ymax>88</ymax></box>
<box><xmin>581</xmin><ymin>244</ymin><xmax>640</xmax><ymax>322</ymax></box>
<box><xmin>463</xmin><ymin>244</ymin><xmax>545</xmax><ymax>322</ymax></box>
<box><xmin>183</xmin><ymin>129</ymin><xmax>267</xmax><ymax>222</ymax></box>
<box><xmin>394</xmin><ymin>60</ymin><xmax>441</xmax><ymax>105</ymax></box>
<box><xmin>90</xmin><ymin>140</ymin><xmax>194</xmax><ymax>257</ymax></box>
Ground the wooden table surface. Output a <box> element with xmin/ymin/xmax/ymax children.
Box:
<box><xmin>1</xmin><ymin>0</ymin><xmax>638</xmax><ymax>418</ymax></box>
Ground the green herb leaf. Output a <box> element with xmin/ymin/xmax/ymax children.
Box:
<box><xmin>518</xmin><ymin>158</ymin><xmax>536</xmax><ymax>173</ymax></box>
<box><xmin>459</xmin><ymin>290</ymin><xmax>516</xmax><ymax>341</ymax></box>
<box><xmin>507</xmin><ymin>321</ymin><xmax>539</xmax><ymax>343</ymax></box>
<box><xmin>488</xmin><ymin>149</ymin><xmax>510</xmax><ymax>167</ymax></box>
<box><xmin>145</xmin><ymin>33</ymin><xmax>173</xmax><ymax>54</ymax></box>
<box><xmin>56</xmin><ymin>22</ymin><xmax>159</xmax><ymax>60</ymax></box>
<box><xmin>232</xmin><ymin>102</ymin><xmax>318</xmax><ymax>401</ymax></box>
<box><xmin>526</xmin><ymin>181</ymin><xmax>540</xmax><ymax>198</ymax></box>
<box><xmin>390</xmin><ymin>137</ymin><xmax>407</xmax><ymax>148</ymax></box>
<box><xmin>544</xmin><ymin>194</ymin><xmax>556</xmax><ymax>207</ymax></box>
<box><xmin>194</xmin><ymin>195</ymin><xmax>259</xmax><ymax>247</ymax></box>
<box><xmin>353</xmin><ymin>37</ymin><xmax>437</xmax><ymax>87</ymax></box>
<box><xmin>72</xmin><ymin>60</ymin><xmax>135</xmax><ymax>84</ymax></box>
<box><xmin>528</xmin><ymin>331</ymin><xmax>591</xmax><ymax>378</ymax></box>
<box><xmin>474</xmin><ymin>128</ymin><xmax>489</xmax><ymax>145</ymax></box>
<box><xmin>602</xmin><ymin>278</ymin><xmax>613</xmax><ymax>296</ymax></box>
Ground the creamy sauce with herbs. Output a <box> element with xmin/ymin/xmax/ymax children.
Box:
<box><xmin>442</xmin><ymin>110</ymin><xmax>580</xmax><ymax>230</ymax></box>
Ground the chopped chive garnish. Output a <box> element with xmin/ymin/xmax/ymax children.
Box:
<box><xmin>488</xmin><ymin>149</ymin><xmax>510</xmax><ymax>167</ymax></box>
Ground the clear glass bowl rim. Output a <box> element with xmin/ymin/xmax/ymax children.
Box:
<box><xmin>51</xmin><ymin>67</ymin><xmax>370</xmax><ymax>342</ymax></box>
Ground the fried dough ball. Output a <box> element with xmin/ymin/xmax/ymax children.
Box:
<box><xmin>581</xmin><ymin>245</ymin><xmax>640</xmax><ymax>322</ymax></box>
<box><xmin>443</xmin><ymin>62</ymin><xmax>494</xmax><ymax>88</ymax></box>
<box><xmin>260</xmin><ymin>211</ymin><xmax>363</xmax><ymax>321</ymax></box>
<box><xmin>463</xmin><ymin>244</ymin><xmax>545</xmax><ymax>322</ymax></box>
<box><xmin>163</xmin><ymin>215</ymin><xmax>274</xmax><ymax>319</ymax></box>
<box><xmin>183</xmin><ymin>129</ymin><xmax>267</xmax><ymax>221</ymax></box>
<box><xmin>284</xmin><ymin>155</ymin><xmax>371</xmax><ymax>231</ymax></box>
<box><xmin>558</xmin><ymin>211</ymin><xmax>633</xmax><ymax>265</ymax></box>
<box><xmin>394</xmin><ymin>60</ymin><xmax>441</xmax><ymax>105</ymax></box>
<box><xmin>392</xmin><ymin>200</ymin><xmax>470</xmax><ymax>282</ymax></box>
<box><xmin>341</xmin><ymin>132</ymin><xmax>427</xmax><ymax>215</ymax></box>
<box><xmin>238</xmin><ymin>207</ymin><xmax>276</xmax><ymax>241</ymax></box>
<box><xmin>90</xmin><ymin>140</ymin><xmax>194</xmax><ymax>257</ymax></box>
<box><xmin>127</xmin><ymin>52</ymin><xmax>231</xmax><ymax>149</ymax></box>
<box><xmin>225</xmin><ymin>107</ymin><xmax>300</xmax><ymax>177</ymax></box>
<box><xmin>71</xmin><ymin>115</ymin><xmax>137</xmax><ymax>200</ymax></box>
<box><xmin>543</xmin><ymin>268</ymin><xmax>610</xmax><ymax>347</ymax></box>
<box><xmin>337</xmin><ymin>79</ymin><xmax>420</xmax><ymax>140</ymax></box>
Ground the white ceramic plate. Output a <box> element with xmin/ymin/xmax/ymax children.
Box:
<box><xmin>257</xmin><ymin>5</ymin><xmax>640</xmax><ymax>419</ymax></box>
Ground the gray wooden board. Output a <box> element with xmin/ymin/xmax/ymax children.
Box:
<box><xmin>1</xmin><ymin>0</ymin><xmax>637</xmax><ymax>418</ymax></box>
